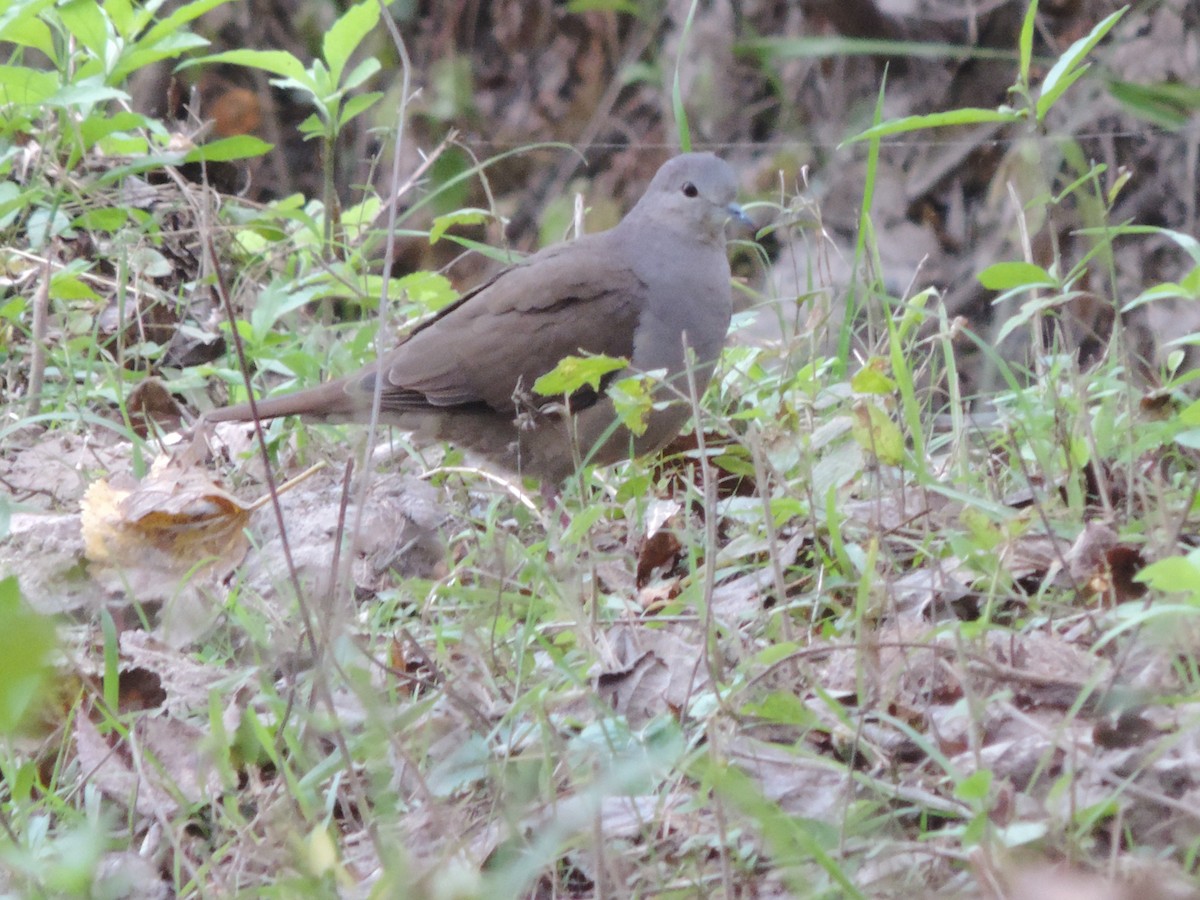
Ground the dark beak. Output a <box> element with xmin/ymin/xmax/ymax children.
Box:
<box><xmin>727</xmin><ymin>202</ymin><xmax>755</xmax><ymax>233</ymax></box>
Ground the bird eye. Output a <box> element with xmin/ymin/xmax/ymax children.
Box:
<box><xmin>682</xmin><ymin>181</ymin><xmax>698</xmax><ymax>198</ymax></box>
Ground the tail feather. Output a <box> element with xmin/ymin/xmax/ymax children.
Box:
<box><xmin>204</xmin><ymin>376</ymin><xmax>363</xmax><ymax>424</ymax></box>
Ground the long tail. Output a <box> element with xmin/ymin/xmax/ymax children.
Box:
<box><xmin>204</xmin><ymin>375</ymin><xmax>363</xmax><ymax>424</ymax></box>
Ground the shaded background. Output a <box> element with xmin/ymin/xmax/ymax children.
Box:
<box><xmin>135</xmin><ymin>0</ymin><xmax>1199</xmax><ymax>392</ymax></box>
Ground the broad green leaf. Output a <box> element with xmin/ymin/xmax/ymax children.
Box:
<box><xmin>851</xmin><ymin>400</ymin><xmax>904</xmax><ymax>466</ymax></box>
<box><xmin>143</xmin><ymin>0</ymin><xmax>229</xmax><ymax>45</ymax></box>
<box><xmin>50</xmin><ymin>272</ymin><xmax>99</xmax><ymax>300</ymax></box>
<box><xmin>609</xmin><ymin>373</ymin><xmax>655</xmax><ymax>436</ymax></box>
<box><xmin>0</xmin><ymin>181</ymin><xmax>32</xmax><ymax>227</ymax></box>
<box><xmin>0</xmin><ymin>576</ymin><xmax>58</xmax><ymax>736</ymax></box>
<box><xmin>533</xmin><ymin>354</ymin><xmax>628</xmax><ymax>397</ymax></box>
<box><xmin>59</xmin><ymin>0</ymin><xmax>110</xmax><ymax>60</ymax></box>
<box><xmin>978</xmin><ymin>261</ymin><xmax>1057</xmax><ymax>290</ymax></box>
<box><xmin>0</xmin><ymin>65</ymin><xmax>58</xmax><ymax>105</ymax></box>
<box><xmin>105</xmin><ymin>0</ymin><xmax>134</xmax><ymax>37</ymax></box>
<box><xmin>337</xmin><ymin>90</ymin><xmax>381</xmax><ymax>129</ymax></box>
<box><xmin>323</xmin><ymin>0</ymin><xmax>380</xmax><ymax>84</ymax></box>
<box><xmin>0</xmin><ymin>0</ymin><xmax>57</xmax><ymax>42</ymax></box>
<box><xmin>740</xmin><ymin>691</ymin><xmax>816</xmax><ymax>727</ymax></box>
<box><xmin>251</xmin><ymin>280</ymin><xmax>325</xmax><ymax>342</ymax></box>
<box><xmin>954</xmin><ymin>769</ymin><xmax>993</xmax><ymax>803</ymax></box>
<box><xmin>0</xmin><ymin>3</ymin><xmax>55</xmax><ymax>59</ymax></box>
<box><xmin>341</xmin><ymin>57</ymin><xmax>382</xmax><ymax>93</ymax></box>
<box><xmin>1136</xmin><ymin>554</ymin><xmax>1200</xmax><ymax>598</ymax></box>
<box><xmin>47</xmin><ymin>78</ymin><xmax>129</xmax><ymax>109</ymax></box>
<box><xmin>79</xmin><ymin>109</ymin><xmax>160</xmax><ymax>150</ymax></box>
<box><xmin>429</xmin><ymin>208</ymin><xmax>491</xmax><ymax>245</ymax></box>
<box><xmin>394</xmin><ymin>271</ymin><xmax>457</xmax><ymax>312</ymax></box>
<box><xmin>128</xmin><ymin>246</ymin><xmax>172</xmax><ymax>278</ymax></box>
<box><xmin>186</xmin><ymin>49</ymin><xmax>309</xmax><ymax>84</ymax></box>
<box><xmin>111</xmin><ymin>32</ymin><xmax>209</xmax><ymax>82</ymax></box>
<box><xmin>183</xmin><ymin>135</ymin><xmax>273</xmax><ymax>162</ymax></box>
<box><xmin>73</xmin><ymin>207</ymin><xmax>130</xmax><ymax>231</ymax></box>
<box><xmin>850</xmin><ymin>360</ymin><xmax>895</xmax><ymax>395</ymax></box>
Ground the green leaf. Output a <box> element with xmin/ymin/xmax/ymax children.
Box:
<box><xmin>183</xmin><ymin>135</ymin><xmax>273</xmax><ymax>162</ymax></box>
<box><xmin>740</xmin><ymin>691</ymin><xmax>816</xmax><ymax>727</ymax></box>
<box><xmin>954</xmin><ymin>769</ymin><xmax>993</xmax><ymax>803</ymax></box>
<box><xmin>0</xmin><ymin>181</ymin><xmax>32</xmax><ymax>228</ymax></box>
<box><xmin>73</xmin><ymin>207</ymin><xmax>130</xmax><ymax>231</ymax></box>
<box><xmin>59</xmin><ymin>0</ymin><xmax>111</xmax><ymax>60</ymax></box>
<box><xmin>429</xmin><ymin>208</ymin><xmax>491</xmax><ymax>245</ymax></box>
<box><xmin>142</xmin><ymin>0</ymin><xmax>228</xmax><ymax>45</ymax></box>
<box><xmin>250</xmin><ymin>280</ymin><xmax>325</xmax><ymax>342</ymax></box>
<box><xmin>1017</xmin><ymin>0</ymin><xmax>1037</xmax><ymax>86</ymax></box>
<box><xmin>79</xmin><ymin>109</ymin><xmax>161</xmax><ymax>150</ymax></box>
<box><xmin>848</xmin><ymin>107</ymin><xmax>1020</xmax><ymax>143</ymax></box>
<box><xmin>850</xmin><ymin>360</ymin><xmax>895</xmax><ymax>395</ymax></box>
<box><xmin>1036</xmin><ymin>64</ymin><xmax>1089</xmax><ymax>121</ymax></box>
<box><xmin>187</xmin><ymin>49</ymin><xmax>309</xmax><ymax>84</ymax></box>
<box><xmin>533</xmin><ymin>354</ymin><xmax>628</xmax><ymax>397</ymax></box>
<box><xmin>0</xmin><ymin>0</ymin><xmax>56</xmax><ymax>59</ymax></box>
<box><xmin>1036</xmin><ymin>7</ymin><xmax>1127</xmax><ymax>120</ymax></box>
<box><xmin>566</xmin><ymin>0</ymin><xmax>641</xmax><ymax>13</ymax></box>
<box><xmin>1108</xmin><ymin>79</ymin><xmax>1200</xmax><ymax>129</ymax></box>
<box><xmin>128</xmin><ymin>246</ymin><xmax>172</xmax><ymax>278</ymax></box>
<box><xmin>341</xmin><ymin>57</ymin><xmax>382</xmax><ymax>93</ymax></box>
<box><xmin>323</xmin><ymin>0</ymin><xmax>380</xmax><ymax>84</ymax></box>
<box><xmin>0</xmin><ymin>296</ymin><xmax>27</xmax><ymax>322</ymax></box>
<box><xmin>50</xmin><ymin>272</ymin><xmax>99</xmax><ymax>300</ymax></box>
<box><xmin>105</xmin><ymin>0</ymin><xmax>135</xmax><ymax>37</ymax></box>
<box><xmin>0</xmin><ymin>576</ymin><xmax>58</xmax><ymax>736</ymax></box>
<box><xmin>297</xmin><ymin>111</ymin><xmax>325</xmax><ymax>138</ymax></box>
<box><xmin>1122</xmin><ymin>278</ymin><xmax>1200</xmax><ymax>313</ymax></box>
<box><xmin>851</xmin><ymin>401</ymin><xmax>904</xmax><ymax>466</ymax></box>
<box><xmin>740</xmin><ymin>35</ymin><xmax>1016</xmax><ymax>63</ymax></box>
<box><xmin>336</xmin><ymin>90</ymin><xmax>381</xmax><ymax>129</ymax></box>
<box><xmin>47</xmin><ymin>77</ymin><xmax>129</xmax><ymax>109</ymax></box>
<box><xmin>561</xmin><ymin>503</ymin><xmax>608</xmax><ymax>546</ymax></box>
<box><xmin>111</xmin><ymin>32</ymin><xmax>209</xmax><ymax>82</ymax></box>
<box><xmin>993</xmin><ymin>292</ymin><xmax>1084</xmax><ymax>344</ymax></box>
<box><xmin>1107</xmin><ymin>225</ymin><xmax>1200</xmax><ymax>267</ymax></box>
<box><xmin>609</xmin><ymin>373</ymin><xmax>655</xmax><ymax>437</ymax></box>
<box><xmin>978</xmin><ymin>261</ymin><xmax>1057</xmax><ymax>290</ymax></box>
<box><xmin>0</xmin><ymin>65</ymin><xmax>58</xmax><ymax>105</ymax></box>
<box><xmin>394</xmin><ymin>271</ymin><xmax>458</xmax><ymax>312</ymax></box>
<box><xmin>1136</xmin><ymin>554</ymin><xmax>1200</xmax><ymax>598</ymax></box>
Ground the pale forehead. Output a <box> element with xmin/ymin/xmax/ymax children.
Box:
<box><xmin>650</xmin><ymin>153</ymin><xmax>736</xmax><ymax>190</ymax></box>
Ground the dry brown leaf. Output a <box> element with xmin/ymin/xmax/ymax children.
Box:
<box><xmin>75</xmin><ymin>710</ymin><xmax>221</xmax><ymax>819</ymax></box>
<box><xmin>126</xmin><ymin>377</ymin><xmax>185</xmax><ymax>437</ymax></box>
<box><xmin>597</xmin><ymin>624</ymin><xmax>709</xmax><ymax>726</ymax></box>
<box><xmin>81</xmin><ymin>454</ymin><xmax>250</xmax><ymax>576</ymax></box>
<box><xmin>635</xmin><ymin>529</ymin><xmax>682</xmax><ymax>589</ymax></box>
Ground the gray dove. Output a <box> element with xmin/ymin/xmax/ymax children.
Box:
<box><xmin>206</xmin><ymin>153</ymin><xmax>747</xmax><ymax>482</ymax></box>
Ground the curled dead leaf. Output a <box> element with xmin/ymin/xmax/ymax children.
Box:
<box><xmin>82</xmin><ymin>458</ymin><xmax>251</xmax><ymax>575</ymax></box>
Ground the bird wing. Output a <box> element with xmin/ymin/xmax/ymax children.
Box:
<box><xmin>368</xmin><ymin>232</ymin><xmax>645</xmax><ymax>415</ymax></box>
